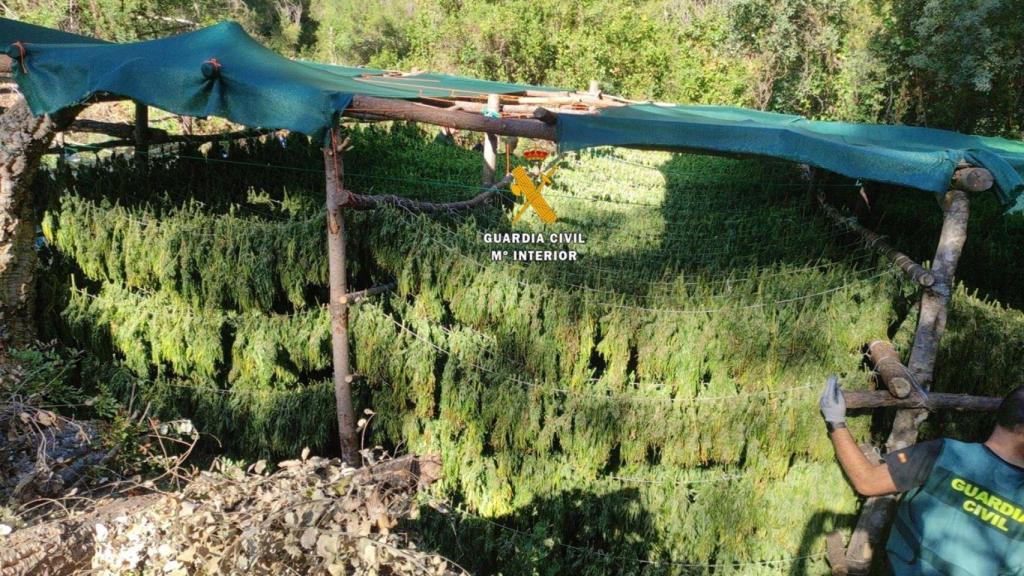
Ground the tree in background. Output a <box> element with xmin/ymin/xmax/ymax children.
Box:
<box><xmin>3</xmin><ymin>0</ymin><xmax>1021</xmax><ymax>134</ymax></box>
<box><xmin>873</xmin><ymin>0</ymin><xmax>1024</xmax><ymax>135</ymax></box>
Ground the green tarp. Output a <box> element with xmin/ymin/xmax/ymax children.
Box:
<box><xmin>558</xmin><ymin>104</ymin><xmax>1024</xmax><ymax>210</ymax></box>
<box><xmin>1</xmin><ymin>19</ymin><xmax>558</xmax><ymax>142</ymax></box>
<box><xmin>3</xmin><ymin>18</ymin><xmax>1024</xmax><ymax>209</ymax></box>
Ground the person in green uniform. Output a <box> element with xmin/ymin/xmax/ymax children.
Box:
<box><xmin>820</xmin><ymin>377</ymin><xmax>1024</xmax><ymax>575</ymax></box>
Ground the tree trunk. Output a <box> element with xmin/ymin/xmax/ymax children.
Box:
<box><xmin>843</xmin><ymin>189</ymin><xmax>970</xmax><ymax>574</ymax></box>
<box><xmin>0</xmin><ymin>99</ymin><xmax>80</xmax><ymax>355</ymax></box>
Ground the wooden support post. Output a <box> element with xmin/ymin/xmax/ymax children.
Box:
<box><xmin>482</xmin><ymin>94</ymin><xmax>500</xmax><ymax>186</ymax></box>
<box><xmin>133</xmin><ymin>101</ymin><xmax>148</xmax><ymax>163</ymax></box>
<box><xmin>843</xmin><ymin>189</ymin><xmax>970</xmax><ymax>574</ymax></box>
<box><xmin>324</xmin><ymin>133</ymin><xmax>360</xmax><ymax>466</ymax></box>
<box><xmin>867</xmin><ymin>340</ymin><xmax>913</xmax><ymax>398</ymax></box>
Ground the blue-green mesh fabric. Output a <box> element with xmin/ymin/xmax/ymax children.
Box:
<box><xmin>4</xmin><ymin>18</ymin><xmax>1023</xmax><ymax>209</ymax></box>
<box><xmin>1</xmin><ymin>19</ymin><xmax>558</xmax><ymax>143</ymax></box>
<box><xmin>558</xmin><ymin>104</ymin><xmax>1024</xmax><ymax>210</ymax></box>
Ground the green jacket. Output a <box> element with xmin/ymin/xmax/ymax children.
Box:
<box><xmin>887</xmin><ymin>440</ymin><xmax>1024</xmax><ymax>575</ymax></box>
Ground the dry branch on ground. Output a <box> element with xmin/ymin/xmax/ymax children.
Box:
<box><xmin>1</xmin><ymin>448</ymin><xmax>453</xmax><ymax>576</ymax></box>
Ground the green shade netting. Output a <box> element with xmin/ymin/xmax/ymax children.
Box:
<box><xmin>4</xmin><ymin>18</ymin><xmax>1024</xmax><ymax>209</ymax></box>
<box><xmin>558</xmin><ymin>104</ymin><xmax>1024</xmax><ymax>210</ymax></box>
<box><xmin>1</xmin><ymin>19</ymin><xmax>558</xmax><ymax>142</ymax></box>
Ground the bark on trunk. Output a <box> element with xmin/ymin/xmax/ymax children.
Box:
<box><xmin>0</xmin><ymin>99</ymin><xmax>80</xmax><ymax>355</ymax></box>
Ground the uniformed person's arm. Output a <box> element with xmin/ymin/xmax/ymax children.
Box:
<box><xmin>829</xmin><ymin>427</ymin><xmax>899</xmax><ymax>496</ymax></box>
<box><xmin>820</xmin><ymin>376</ymin><xmax>899</xmax><ymax>496</ymax></box>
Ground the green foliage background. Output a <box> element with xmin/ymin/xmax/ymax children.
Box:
<box><xmin>7</xmin><ymin>0</ymin><xmax>1024</xmax><ymax>136</ymax></box>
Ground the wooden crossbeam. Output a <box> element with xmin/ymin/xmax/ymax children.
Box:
<box><xmin>339</xmin><ymin>281</ymin><xmax>397</xmax><ymax>305</ymax></box>
<box><xmin>844</xmin><ymin>390</ymin><xmax>1001</xmax><ymax>411</ymax></box>
<box><xmin>344</xmin><ymin>95</ymin><xmax>557</xmax><ymax>141</ymax></box>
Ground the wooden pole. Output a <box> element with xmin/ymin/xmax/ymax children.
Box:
<box><xmin>866</xmin><ymin>340</ymin><xmax>913</xmax><ymax>399</ymax></box>
<box><xmin>843</xmin><ymin>390</ymin><xmax>1001</xmax><ymax>411</ymax></box>
<box><xmin>588</xmin><ymin>80</ymin><xmax>601</xmax><ymax>95</ymax></box>
<box><xmin>324</xmin><ymin>132</ymin><xmax>360</xmax><ymax>466</ymax></box>
<box><xmin>843</xmin><ymin>189</ymin><xmax>971</xmax><ymax>574</ymax></box>
<box><xmin>347</xmin><ymin>173</ymin><xmax>513</xmax><ymax>213</ymax></box>
<box><xmin>951</xmin><ymin>166</ymin><xmax>994</xmax><ymax>192</ymax></box>
<box><xmin>133</xmin><ymin>101</ymin><xmax>148</xmax><ymax>163</ymax></box>
<box><xmin>818</xmin><ymin>197</ymin><xmax>934</xmax><ymax>287</ymax></box>
<box><xmin>482</xmin><ymin>94</ymin><xmax>500</xmax><ymax>186</ymax></box>
<box><xmin>345</xmin><ymin>95</ymin><xmax>557</xmax><ymax>141</ymax></box>
<box><xmin>905</xmin><ymin>190</ymin><xmax>970</xmax><ymax>391</ymax></box>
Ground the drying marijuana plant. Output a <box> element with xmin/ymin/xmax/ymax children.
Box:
<box><xmin>35</xmin><ymin>126</ymin><xmax>1024</xmax><ymax>574</ymax></box>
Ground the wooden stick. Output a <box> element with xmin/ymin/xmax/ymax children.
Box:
<box><xmin>339</xmin><ymin>281</ymin><xmax>397</xmax><ymax>304</ymax></box>
<box><xmin>134</xmin><ymin>101</ymin><xmax>149</xmax><ymax>163</ymax></box>
<box><xmin>844</xmin><ymin>390</ymin><xmax>1001</xmax><ymax>411</ymax></box>
<box><xmin>324</xmin><ymin>138</ymin><xmax>360</xmax><ymax>466</ymax></box>
<box><xmin>818</xmin><ymin>196</ymin><xmax>935</xmax><ymax>287</ymax></box>
<box><xmin>45</xmin><ymin>128</ymin><xmax>275</xmax><ymax>154</ymax></box>
<box><xmin>951</xmin><ymin>166</ymin><xmax>993</xmax><ymax>192</ymax></box>
<box><xmin>345</xmin><ymin>95</ymin><xmax>557</xmax><ymax>140</ymax></box>
<box><xmin>866</xmin><ymin>340</ymin><xmax>913</xmax><ymax>398</ymax></box>
<box><xmin>451</xmin><ymin>101</ymin><xmax>590</xmax><ymax>116</ymax></box>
